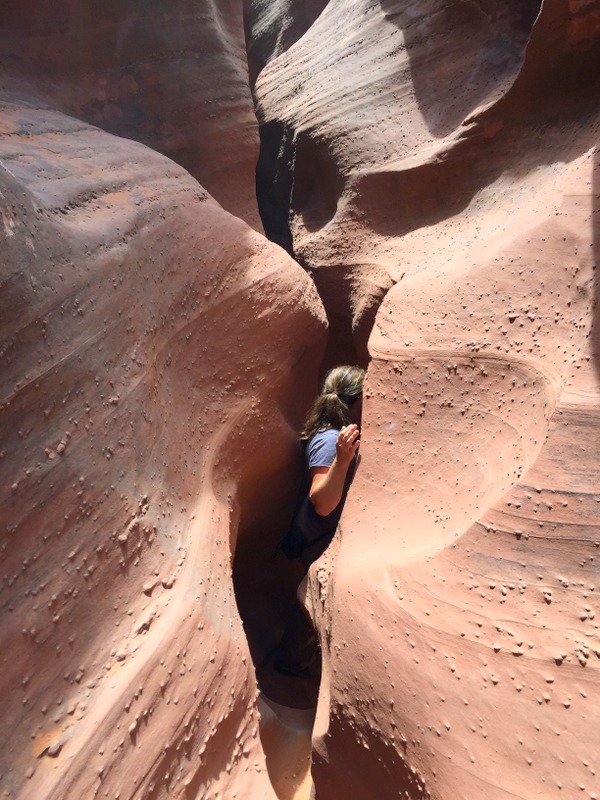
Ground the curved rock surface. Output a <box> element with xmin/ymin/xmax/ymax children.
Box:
<box><xmin>0</xmin><ymin>0</ymin><xmax>262</xmax><ymax>229</ymax></box>
<box><xmin>254</xmin><ymin>0</ymin><xmax>600</xmax><ymax>364</ymax></box>
<box><xmin>255</xmin><ymin>1</ymin><xmax>599</xmax><ymax>798</ymax></box>
<box><xmin>0</xmin><ymin>96</ymin><xmax>325</xmax><ymax>799</ymax></box>
<box><xmin>2</xmin><ymin>1</ymin><xmax>600</xmax><ymax>799</ymax></box>
<box><xmin>309</xmin><ymin>155</ymin><xmax>600</xmax><ymax>797</ymax></box>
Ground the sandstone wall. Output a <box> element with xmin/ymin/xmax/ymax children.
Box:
<box><xmin>309</xmin><ymin>163</ymin><xmax>600</xmax><ymax>797</ymax></box>
<box><xmin>0</xmin><ymin>0</ymin><xmax>262</xmax><ymax>229</ymax></box>
<box><xmin>2</xmin><ymin>0</ymin><xmax>600</xmax><ymax>799</ymax></box>
<box><xmin>250</xmin><ymin>1</ymin><xmax>600</xmax><ymax>797</ymax></box>
<box><xmin>0</xmin><ymin>95</ymin><xmax>324</xmax><ymax>798</ymax></box>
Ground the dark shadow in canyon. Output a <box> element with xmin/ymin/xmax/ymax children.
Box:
<box><xmin>292</xmin><ymin>133</ymin><xmax>343</xmax><ymax>235</ymax></box>
<box><xmin>254</xmin><ymin>118</ymin><xmax>385</xmax><ymax>372</ymax></box>
<box><xmin>233</xmin><ymin>498</ymin><xmax>322</xmax><ymax>711</ymax></box>
<box><xmin>231</xmin><ymin>416</ymin><xmax>322</xmax><ymax>793</ymax></box>
<box><xmin>312</xmin><ymin>712</ymin><xmax>430</xmax><ymax>800</ymax></box>
<box><xmin>255</xmin><ymin>123</ymin><xmax>343</xmax><ymax>253</ymax></box>
<box><xmin>231</xmin><ymin>354</ymin><xmax>323</xmax><ymax>713</ymax></box>
<box><xmin>255</xmin><ymin>120</ymin><xmax>296</xmax><ymax>255</ymax></box>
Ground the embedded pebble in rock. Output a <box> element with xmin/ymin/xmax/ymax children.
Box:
<box><xmin>46</xmin><ymin>740</ymin><xmax>62</xmax><ymax>758</ymax></box>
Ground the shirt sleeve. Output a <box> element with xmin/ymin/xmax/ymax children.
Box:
<box><xmin>307</xmin><ymin>429</ymin><xmax>338</xmax><ymax>469</ymax></box>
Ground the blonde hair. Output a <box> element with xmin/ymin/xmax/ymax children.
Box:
<box><xmin>300</xmin><ymin>365</ymin><xmax>365</xmax><ymax>441</ymax></box>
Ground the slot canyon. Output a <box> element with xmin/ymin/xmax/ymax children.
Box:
<box><xmin>1</xmin><ymin>1</ymin><xmax>599</xmax><ymax>798</ymax></box>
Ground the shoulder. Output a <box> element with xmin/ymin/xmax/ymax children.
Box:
<box><xmin>308</xmin><ymin>428</ymin><xmax>339</xmax><ymax>449</ymax></box>
<box><xmin>307</xmin><ymin>427</ymin><xmax>339</xmax><ymax>468</ymax></box>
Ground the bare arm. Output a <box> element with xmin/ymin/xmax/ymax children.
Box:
<box><xmin>309</xmin><ymin>425</ymin><xmax>360</xmax><ymax>516</ymax></box>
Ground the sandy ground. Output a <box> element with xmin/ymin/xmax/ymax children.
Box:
<box><xmin>258</xmin><ymin>695</ymin><xmax>315</xmax><ymax>800</ymax></box>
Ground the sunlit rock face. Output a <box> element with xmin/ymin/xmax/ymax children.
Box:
<box><xmin>310</xmin><ymin>167</ymin><xmax>600</xmax><ymax>798</ymax></box>
<box><xmin>0</xmin><ymin>97</ymin><xmax>324</xmax><ymax>798</ymax></box>
<box><xmin>253</xmin><ymin>0</ymin><xmax>600</xmax><ymax>363</ymax></box>
<box><xmin>252</xmin><ymin>0</ymin><xmax>600</xmax><ymax>798</ymax></box>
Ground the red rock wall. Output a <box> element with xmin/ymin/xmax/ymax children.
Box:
<box><xmin>253</xmin><ymin>0</ymin><xmax>547</xmax><ymax>364</ymax></box>
<box><xmin>251</xmin><ymin>0</ymin><xmax>600</xmax><ymax>797</ymax></box>
<box><xmin>0</xmin><ymin>0</ymin><xmax>262</xmax><ymax>229</ymax></box>
<box><xmin>250</xmin><ymin>0</ymin><xmax>600</xmax><ymax>797</ymax></box>
<box><xmin>0</xmin><ymin>96</ymin><xmax>324</xmax><ymax>800</ymax></box>
<box><xmin>0</xmin><ymin>6</ymin><xmax>333</xmax><ymax>797</ymax></box>
<box><xmin>2</xmin><ymin>0</ymin><xmax>600</xmax><ymax>799</ymax></box>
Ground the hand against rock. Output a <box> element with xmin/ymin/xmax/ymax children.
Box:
<box><xmin>336</xmin><ymin>424</ymin><xmax>360</xmax><ymax>465</ymax></box>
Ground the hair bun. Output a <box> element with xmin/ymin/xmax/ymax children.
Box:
<box><xmin>300</xmin><ymin>365</ymin><xmax>365</xmax><ymax>440</ymax></box>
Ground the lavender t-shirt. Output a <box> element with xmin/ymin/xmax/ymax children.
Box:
<box><xmin>281</xmin><ymin>428</ymin><xmax>356</xmax><ymax>559</ymax></box>
<box><xmin>307</xmin><ymin>427</ymin><xmax>338</xmax><ymax>471</ymax></box>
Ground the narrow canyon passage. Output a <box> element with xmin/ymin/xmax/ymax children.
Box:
<box><xmin>228</xmin><ymin>195</ymin><xmax>379</xmax><ymax>798</ymax></box>
<box><xmin>1</xmin><ymin>3</ymin><xmax>600</xmax><ymax>800</ymax></box>
<box><xmin>231</xmin><ymin>63</ymin><xmax>399</xmax><ymax>794</ymax></box>
<box><xmin>232</xmin><ymin>502</ymin><xmax>319</xmax><ymax>799</ymax></box>
<box><xmin>231</xmin><ymin>20</ymin><xmax>395</xmax><ymax>793</ymax></box>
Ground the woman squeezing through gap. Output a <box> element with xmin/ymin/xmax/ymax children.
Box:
<box><xmin>276</xmin><ymin>365</ymin><xmax>365</xmax><ymax>676</ymax></box>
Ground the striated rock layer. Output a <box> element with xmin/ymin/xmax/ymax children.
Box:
<box><xmin>0</xmin><ymin>97</ymin><xmax>325</xmax><ymax>799</ymax></box>
<box><xmin>0</xmin><ymin>0</ymin><xmax>262</xmax><ymax>229</ymax></box>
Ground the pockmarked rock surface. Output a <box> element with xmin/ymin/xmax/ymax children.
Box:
<box><xmin>309</xmin><ymin>166</ymin><xmax>600</xmax><ymax>798</ymax></box>
<box><xmin>254</xmin><ymin>0</ymin><xmax>600</xmax><ymax>364</ymax></box>
<box><xmin>249</xmin><ymin>1</ymin><xmax>599</xmax><ymax>798</ymax></box>
<box><xmin>0</xmin><ymin>97</ymin><xmax>325</xmax><ymax>799</ymax></box>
